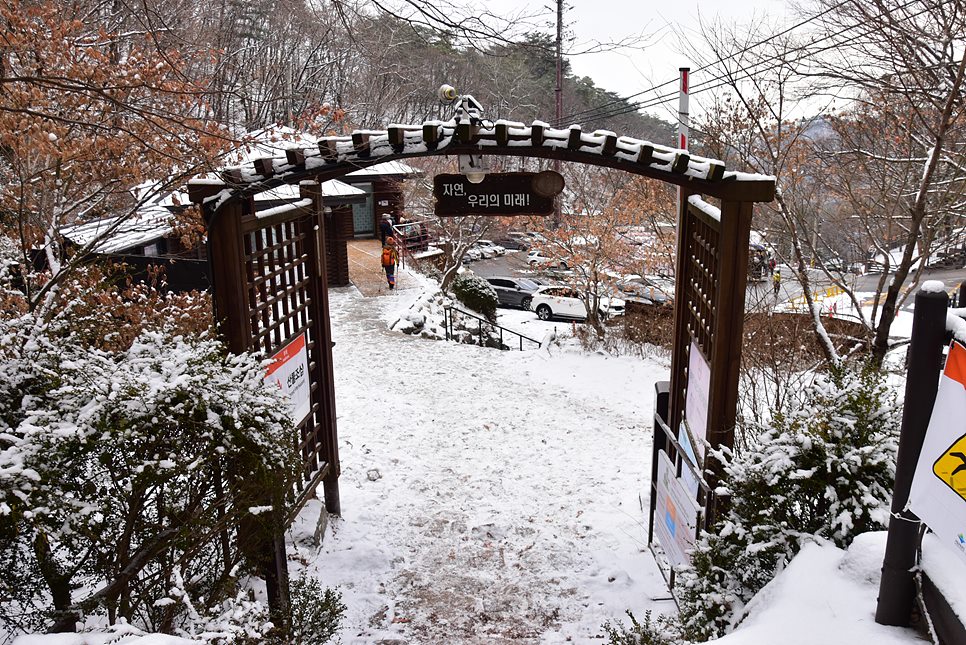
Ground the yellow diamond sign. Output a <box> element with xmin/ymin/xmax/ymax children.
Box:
<box><xmin>933</xmin><ymin>433</ymin><xmax>966</xmax><ymax>502</ymax></box>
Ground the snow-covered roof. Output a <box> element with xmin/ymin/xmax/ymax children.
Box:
<box><xmin>229</xmin><ymin>125</ymin><xmax>320</xmax><ymax>167</ymax></box>
<box><xmin>345</xmin><ymin>160</ymin><xmax>419</xmax><ymax>178</ymax></box>
<box><xmin>61</xmin><ymin>206</ymin><xmax>175</xmax><ymax>254</ymax></box>
<box><xmin>255</xmin><ymin>179</ymin><xmax>364</xmax><ymax>201</ymax></box>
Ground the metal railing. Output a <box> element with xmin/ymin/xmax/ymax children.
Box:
<box><xmin>442</xmin><ymin>305</ymin><xmax>542</xmax><ymax>351</ymax></box>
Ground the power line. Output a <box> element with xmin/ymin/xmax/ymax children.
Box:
<box><xmin>558</xmin><ymin>0</ymin><xmax>852</xmax><ymax>124</ymax></box>
<box><xmin>561</xmin><ymin>0</ymin><xmax>939</xmax><ymax>127</ymax></box>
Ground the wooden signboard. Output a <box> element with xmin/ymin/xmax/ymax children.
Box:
<box><xmin>433</xmin><ymin>171</ymin><xmax>562</xmax><ymax>217</ymax></box>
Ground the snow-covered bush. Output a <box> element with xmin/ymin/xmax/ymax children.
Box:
<box><xmin>450</xmin><ymin>272</ymin><xmax>498</xmax><ymax>322</ymax></box>
<box><xmin>0</xmin><ymin>276</ymin><xmax>304</xmax><ymax>639</ymax></box>
<box><xmin>677</xmin><ymin>365</ymin><xmax>899</xmax><ymax>641</ymax></box>
<box><xmin>286</xmin><ymin>574</ymin><xmax>346</xmax><ymax>645</ymax></box>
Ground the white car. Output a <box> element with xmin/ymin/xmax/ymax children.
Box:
<box><xmin>530</xmin><ymin>286</ymin><xmax>625</xmax><ymax>321</ymax></box>
<box><xmin>527</xmin><ymin>249</ymin><xmax>569</xmax><ymax>270</ymax></box>
<box><xmin>475</xmin><ymin>240</ymin><xmax>506</xmax><ymax>257</ymax></box>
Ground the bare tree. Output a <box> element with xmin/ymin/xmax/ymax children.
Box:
<box><xmin>810</xmin><ymin>0</ymin><xmax>966</xmax><ymax>365</ymax></box>
<box><xmin>694</xmin><ymin>0</ymin><xmax>966</xmax><ymax>366</ymax></box>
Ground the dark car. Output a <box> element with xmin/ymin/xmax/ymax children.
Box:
<box><xmin>485</xmin><ymin>276</ymin><xmax>541</xmax><ymax>310</ymax></box>
<box><xmin>616</xmin><ymin>275</ymin><xmax>674</xmax><ymax>306</ymax></box>
<box><xmin>493</xmin><ymin>236</ymin><xmax>530</xmax><ymax>251</ymax></box>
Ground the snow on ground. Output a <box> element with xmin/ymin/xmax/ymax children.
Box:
<box><xmin>711</xmin><ymin>533</ymin><xmax>918</xmax><ymax>645</ymax></box>
<box><xmin>13</xmin><ymin>284</ymin><xmax>949</xmax><ymax>645</ymax></box>
<box><xmin>292</xmin><ymin>286</ymin><xmax>673</xmax><ymax>643</ymax></box>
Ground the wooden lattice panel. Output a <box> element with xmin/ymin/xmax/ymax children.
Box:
<box><xmin>683</xmin><ymin>205</ymin><xmax>720</xmax><ymax>360</ymax></box>
<box><xmin>233</xmin><ymin>202</ymin><xmax>335</xmax><ymax>510</ymax></box>
<box><xmin>244</xmin><ymin>220</ymin><xmax>312</xmax><ymax>353</ymax></box>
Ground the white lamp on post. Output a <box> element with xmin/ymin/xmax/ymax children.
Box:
<box><xmin>459</xmin><ymin>154</ymin><xmax>488</xmax><ymax>184</ymax></box>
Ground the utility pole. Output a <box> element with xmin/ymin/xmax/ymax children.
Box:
<box><xmin>678</xmin><ymin>68</ymin><xmax>689</xmax><ymax>151</ymax></box>
<box><xmin>553</xmin><ymin>0</ymin><xmax>563</xmax><ymax>229</ymax></box>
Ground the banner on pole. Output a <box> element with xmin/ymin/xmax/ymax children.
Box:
<box><xmin>909</xmin><ymin>340</ymin><xmax>966</xmax><ymax>565</ymax></box>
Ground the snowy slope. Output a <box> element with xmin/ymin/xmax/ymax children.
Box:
<box><xmin>711</xmin><ymin>533</ymin><xmax>918</xmax><ymax>645</ymax></box>
<box><xmin>291</xmin><ymin>286</ymin><xmax>673</xmax><ymax>643</ymax></box>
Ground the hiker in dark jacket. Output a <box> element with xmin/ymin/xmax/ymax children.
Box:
<box><xmin>379</xmin><ymin>215</ymin><xmax>393</xmax><ymax>245</ymax></box>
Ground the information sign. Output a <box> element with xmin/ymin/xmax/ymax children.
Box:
<box><xmin>910</xmin><ymin>341</ymin><xmax>966</xmax><ymax>565</ymax></box>
<box><xmin>684</xmin><ymin>341</ymin><xmax>711</xmax><ymax>461</ymax></box>
<box><xmin>433</xmin><ymin>172</ymin><xmax>560</xmax><ymax>217</ymax></box>
<box><xmin>654</xmin><ymin>449</ymin><xmax>701</xmax><ymax>567</ymax></box>
<box><xmin>678</xmin><ymin>423</ymin><xmax>701</xmax><ymax>499</ymax></box>
<box><xmin>264</xmin><ymin>333</ymin><xmax>311</xmax><ymax>425</ymax></box>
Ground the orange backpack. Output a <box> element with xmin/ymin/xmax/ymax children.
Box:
<box><xmin>381</xmin><ymin>247</ymin><xmax>395</xmax><ymax>266</ymax></box>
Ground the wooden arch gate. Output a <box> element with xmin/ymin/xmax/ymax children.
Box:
<box><xmin>187</xmin><ymin>120</ymin><xmax>776</xmax><ymax>612</ymax></box>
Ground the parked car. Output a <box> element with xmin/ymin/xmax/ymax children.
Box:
<box><xmin>616</xmin><ymin>275</ymin><xmax>674</xmax><ymax>305</ymax></box>
<box><xmin>530</xmin><ymin>286</ymin><xmax>625</xmax><ymax>321</ymax></box>
<box><xmin>474</xmin><ymin>239</ymin><xmax>506</xmax><ymax>257</ymax></box>
<box><xmin>494</xmin><ymin>235</ymin><xmax>530</xmax><ymax>251</ymax></box>
<box><xmin>527</xmin><ymin>249</ymin><xmax>569</xmax><ymax>270</ymax></box>
<box><xmin>463</xmin><ymin>246</ymin><xmax>483</xmax><ymax>262</ymax></box>
<box><xmin>485</xmin><ymin>276</ymin><xmax>541</xmax><ymax>310</ymax></box>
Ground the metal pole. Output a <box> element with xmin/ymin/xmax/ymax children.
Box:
<box><xmin>678</xmin><ymin>68</ymin><xmax>690</xmax><ymax>151</ymax></box>
<box><xmin>876</xmin><ymin>287</ymin><xmax>948</xmax><ymax>626</ymax></box>
<box><xmin>553</xmin><ymin>0</ymin><xmax>563</xmax><ymax>229</ymax></box>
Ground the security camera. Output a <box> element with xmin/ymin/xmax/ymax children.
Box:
<box><xmin>438</xmin><ymin>84</ymin><xmax>458</xmax><ymax>102</ymax></box>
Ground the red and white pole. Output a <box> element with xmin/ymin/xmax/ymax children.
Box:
<box><xmin>678</xmin><ymin>67</ymin><xmax>690</xmax><ymax>151</ymax></box>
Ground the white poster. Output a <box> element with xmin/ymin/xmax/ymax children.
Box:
<box><xmin>264</xmin><ymin>333</ymin><xmax>311</xmax><ymax>425</ymax></box>
<box><xmin>685</xmin><ymin>340</ymin><xmax>711</xmax><ymax>460</ymax></box>
<box><xmin>654</xmin><ymin>449</ymin><xmax>701</xmax><ymax>568</ymax></box>
<box><xmin>909</xmin><ymin>341</ymin><xmax>966</xmax><ymax>566</ymax></box>
<box><xmin>678</xmin><ymin>423</ymin><xmax>701</xmax><ymax>499</ymax></box>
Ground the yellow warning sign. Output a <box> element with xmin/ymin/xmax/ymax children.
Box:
<box><xmin>933</xmin><ymin>433</ymin><xmax>966</xmax><ymax>502</ymax></box>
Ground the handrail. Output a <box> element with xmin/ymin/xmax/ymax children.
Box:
<box><xmin>442</xmin><ymin>305</ymin><xmax>542</xmax><ymax>351</ymax></box>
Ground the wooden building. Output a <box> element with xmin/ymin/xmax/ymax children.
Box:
<box><xmin>340</xmin><ymin>160</ymin><xmax>420</xmax><ymax>237</ymax></box>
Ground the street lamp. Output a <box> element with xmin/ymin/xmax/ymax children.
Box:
<box><xmin>459</xmin><ymin>153</ymin><xmax>488</xmax><ymax>184</ymax></box>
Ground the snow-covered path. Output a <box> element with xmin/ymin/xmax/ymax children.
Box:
<box><xmin>291</xmin><ymin>287</ymin><xmax>672</xmax><ymax>644</ymax></box>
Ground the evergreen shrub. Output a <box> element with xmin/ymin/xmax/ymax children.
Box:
<box><xmin>451</xmin><ymin>272</ymin><xmax>498</xmax><ymax>322</ymax></box>
<box><xmin>677</xmin><ymin>364</ymin><xmax>899</xmax><ymax>641</ymax></box>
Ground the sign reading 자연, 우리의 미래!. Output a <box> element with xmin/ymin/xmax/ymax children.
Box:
<box><xmin>909</xmin><ymin>340</ymin><xmax>966</xmax><ymax>565</ymax></box>
<box><xmin>433</xmin><ymin>172</ymin><xmax>561</xmax><ymax>217</ymax></box>
<box><xmin>264</xmin><ymin>332</ymin><xmax>311</xmax><ymax>425</ymax></box>
<box><xmin>654</xmin><ymin>449</ymin><xmax>701</xmax><ymax>567</ymax></box>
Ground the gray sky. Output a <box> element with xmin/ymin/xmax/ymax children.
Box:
<box><xmin>478</xmin><ymin>0</ymin><xmax>794</xmax><ymax>121</ymax></box>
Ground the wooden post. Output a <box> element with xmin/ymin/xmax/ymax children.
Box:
<box><xmin>205</xmin><ymin>199</ymin><xmax>252</xmax><ymax>350</ymax></box>
<box><xmin>707</xmin><ymin>200</ymin><xmax>753</xmax><ymax>455</ymax></box>
<box><xmin>300</xmin><ymin>182</ymin><xmax>342</xmax><ymax>516</ymax></box>
<box><xmin>205</xmin><ymin>197</ymin><xmax>290</xmax><ymax>626</ymax></box>
<box><xmin>668</xmin><ymin>190</ymin><xmax>693</xmax><ymax>437</ymax></box>
<box><xmin>876</xmin><ymin>287</ymin><xmax>948</xmax><ymax>626</ymax></box>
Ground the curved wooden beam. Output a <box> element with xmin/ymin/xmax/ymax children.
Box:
<box><xmin>188</xmin><ymin>122</ymin><xmax>776</xmax><ymax>208</ymax></box>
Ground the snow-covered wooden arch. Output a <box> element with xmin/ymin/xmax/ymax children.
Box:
<box><xmin>186</xmin><ymin>120</ymin><xmax>775</xmax><ymax>205</ymax></box>
<box><xmin>186</xmin><ymin>117</ymin><xmax>776</xmax><ymax>609</ymax></box>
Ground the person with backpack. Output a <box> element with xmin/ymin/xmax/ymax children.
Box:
<box><xmin>381</xmin><ymin>237</ymin><xmax>399</xmax><ymax>290</ymax></box>
<box><xmin>772</xmin><ymin>269</ymin><xmax>782</xmax><ymax>298</ymax></box>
